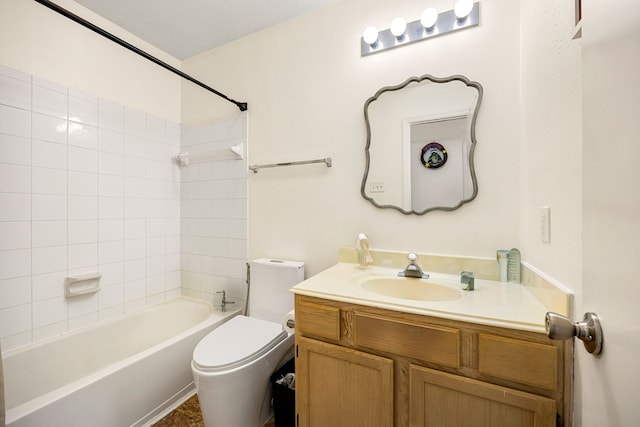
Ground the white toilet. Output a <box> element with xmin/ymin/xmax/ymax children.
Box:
<box><xmin>192</xmin><ymin>258</ymin><xmax>304</xmax><ymax>427</ymax></box>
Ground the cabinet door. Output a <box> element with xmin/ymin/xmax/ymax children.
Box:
<box><xmin>409</xmin><ymin>365</ymin><xmax>556</xmax><ymax>427</ymax></box>
<box><xmin>296</xmin><ymin>336</ymin><xmax>394</xmax><ymax>427</ymax></box>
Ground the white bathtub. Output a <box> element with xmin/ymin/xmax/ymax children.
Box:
<box><xmin>2</xmin><ymin>297</ymin><xmax>238</xmax><ymax>427</ymax></box>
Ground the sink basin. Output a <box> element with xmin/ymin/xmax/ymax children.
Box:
<box><xmin>360</xmin><ymin>277</ymin><xmax>464</xmax><ymax>302</ymax></box>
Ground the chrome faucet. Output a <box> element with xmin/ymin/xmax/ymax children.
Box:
<box><xmin>216</xmin><ymin>290</ymin><xmax>235</xmax><ymax>312</ymax></box>
<box><xmin>461</xmin><ymin>271</ymin><xmax>475</xmax><ymax>291</ymax></box>
<box><xmin>398</xmin><ymin>252</ymin><xmax>429</xmax><ymax>279</ymax></box>
<box><xmin>355</xmin><ymin>233</ymin><xmax>374</xmax><ymax>268</ymax></box>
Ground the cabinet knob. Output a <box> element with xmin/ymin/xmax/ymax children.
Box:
<box><xmin>545</xmin><ymin>312</ymin><xmax>603</xmax><ymax>355</ymax></box>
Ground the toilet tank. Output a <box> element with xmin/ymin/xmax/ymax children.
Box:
<box><xmin>248</xmin><ymin>258</ymin><xmax>305</xmax><ymax>323</ymax></box>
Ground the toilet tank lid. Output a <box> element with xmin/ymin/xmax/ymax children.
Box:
<box><xmin>192</xmin><ymin>316</ymin><xmax>287</xmax><ymax>371</ymax></box>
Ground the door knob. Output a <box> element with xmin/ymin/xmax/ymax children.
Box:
<box><xmin>545</xmin><ymin>312</ymin><xmax>603</xmax><ymax>355</ymax></box>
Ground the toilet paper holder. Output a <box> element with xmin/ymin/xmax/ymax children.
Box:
<box><xmin>545</xmin><ymin>311</ymin><xmax>603</xmax><ymax>355</ymax></box>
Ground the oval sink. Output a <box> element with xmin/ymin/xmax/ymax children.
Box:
<box><xmin>360</xmin><ymin>277</ymin><xmax>464</xmax><ymax>302</ymax></box>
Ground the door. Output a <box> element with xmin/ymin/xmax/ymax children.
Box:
<box><xmin>296</xmin><ymin>336</ymin><xmax>394</xmax><ymax>427</ymax></box>
<box><xmin>580</xmin><ymin>0</ymin><xmax>640</xmax><ymax>425</ymax></box>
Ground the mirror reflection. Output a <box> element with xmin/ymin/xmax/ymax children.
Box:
<box><xmin>362</xmin><ymin>74</ymin><xmax>483</xmax><ymax>215</ymax></box>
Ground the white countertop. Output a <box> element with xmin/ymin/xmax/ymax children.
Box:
<box><xmin>291</xmin><ymin>262</ymin><xmax>551</xmax><ymax>333</ymax></box>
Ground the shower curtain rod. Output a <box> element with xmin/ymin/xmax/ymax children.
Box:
<box><xmin>33</xmin><ymin>0</ymin><xmax>248</xmax><ymax>112</ymax></box>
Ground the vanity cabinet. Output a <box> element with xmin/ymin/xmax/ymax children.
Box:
<box><xmin>294</xmin><ymin>295</ymin><xmax>571</xmax><ymax>427</ymax></box>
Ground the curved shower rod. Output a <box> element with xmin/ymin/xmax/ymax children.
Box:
<box><xmin>33</xmin><ymin>0</ymin><xmax>248</xmax><ymax>112</ymax></box>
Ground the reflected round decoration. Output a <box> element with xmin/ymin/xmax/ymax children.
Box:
<box><xmin>421</xmin><ymin>142</ymin><xmax>447</xmax><ymax>168</ymax></box>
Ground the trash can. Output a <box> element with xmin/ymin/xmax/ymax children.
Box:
<box><xmin>271</xmin><ymin>358</ymin><xmax>296</xmax><ymax>427</ymax></box>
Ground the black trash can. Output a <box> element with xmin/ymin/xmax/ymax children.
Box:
<box><xmin>270</xmin><ymin>358</ymin><xmax>296</xmax><ymax>427</ymax></box>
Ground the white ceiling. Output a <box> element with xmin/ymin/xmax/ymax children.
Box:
<box><xmin>73</xmin><ymin>0</ymin><xmax>343</xmax><ymax>60</ymax></box>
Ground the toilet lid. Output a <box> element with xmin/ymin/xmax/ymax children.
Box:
<box><xmin>193</xmin><ymin>316</ymin><xmax>288</xmax><ymax>372</ymax></box>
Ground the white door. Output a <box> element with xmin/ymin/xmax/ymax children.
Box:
<box><xmin>580</xmin><ymin>0</ymin><xmax>640</xmax><ymax>425</ymax></box>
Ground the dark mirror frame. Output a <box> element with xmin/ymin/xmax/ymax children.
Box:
<box><xmin>361</xmin><ymin>74</ymin><xmax>483</xmax><ymax>215</ymax></box>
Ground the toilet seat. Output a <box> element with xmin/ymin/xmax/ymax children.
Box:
<box><xmin>192</xmin><ymin>316</ymin><xmax>288</xmax><ymax>372</ymax></box>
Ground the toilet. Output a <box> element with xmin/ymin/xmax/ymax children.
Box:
<box><xmin>192</xmin><ymin>258</ymin><xmax>305</xmax><ymax>427</ymax></box>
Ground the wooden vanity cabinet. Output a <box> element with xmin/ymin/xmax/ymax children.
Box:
<box><xmin>294</xmin><ymin>295</ymin><xmax>572</xmax><ymax>427</ymax></box>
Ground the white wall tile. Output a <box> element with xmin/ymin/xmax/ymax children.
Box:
<box><xmin>124</xmin><ymin>177</ymin><xmax>146</xmax><ymax>198</ymax></box>
<box><xmin>99</xmin><ymin>219</ymin><xmax>124</xmax><ymax>242</ymax></box>
<box><xmin>32</xmin><ymin>270</ymin><xmax>66</xmax><ymax>301</ymax></box>
<box><xmin>146</xmin><ymin>237</ymin><xmax>165</xmax><ymax>257</ymax></box>
<box><xmin>32</xmin><ymin>220</ymin><xmax>67</xmax><ymax>248</ymax></box>
<box><xmin>69</xmin><ymin>95</ymin><xmax>98</xmax><ymax>126</ymax></box>
<box><xmin>99</xmin><ymin>283</ymin><xmax>123</xmax><ymax>309</ymax></box>
<box><xmin>98</xmin><ymin>151</ymin><xmax>124</xmax><ymax>176</ymax></box>
<box><xmin>0</xmin><ymin>134</ymin><xmax>31</xmax><ymax>165</ymax></box>
<box><xmin>99</xmin><ymin>240</ymin><xmax>123</xmax><ymax>265</ymax></box>
<box><xmin>124</xmin><ymin>259</ymin><xmax>146</xmax><ymax>281</ymax></box>
<box><xmin>68</xmin><ymin>146</ymin><xmax>98</xmax><ymax>173</ymax></box>
<box><xmin>0</xmin><ymin>248</ymin><xmax>30</xmax><ymax>280</ymax></box>
<box><xmin>68</xmin><ymin>171</ymin><xmax>98</xmax><ymax>196</ymax></box>
<box><xmin>33</xmin><ymin>296</ymin><xmax>67</xmax><ymax>328</ymax></box>
<box><xmin>124</xmin><ymin>108</ymin><xmax>146</xmax><ymax>137</ymax></box>
<box><xmin>124</xmin><ymin>134</ymin><xmax>147</xmax><ymax>158</ymax></box>
<box><xmin>124</xmin><ymin>198</ymin><xmax>146</xmax><ymax>218</ymax></box>
<box><xmin>124</xmin><ymin>238</ymin><xmax>145</xmax><ymax>260</ymax></box>
<box><xmin>32</xmin><ymin>85</ymin><xmax>67</xmax><ymax>119</ymax></box>
<box><xmin>98</xmin><ymin>196</ymin><xmax>123</xmax><ymax>219</ymax></box>
<box><xmin>146</xmin><ymin>274</ymin><xmax>165</xmax><ymax>296</ymax></box>
<box><xmin>124</xmin><ymin>278</ymin><xmax>146</xmax><ymax>302</ymax></box>
<box><xmin>32</xmin><ymin>113</ymin><xmax>67</xmax><ymax>144</ymax></box>
<box><xmin>98</xmin><ymin>128</ymin><xmax>124</xmax><ymax>154</ymax></box>
<box><xmin>0</xmin><ymin>163</ymin><xmax>30</xmax><ymax>193</ymax></box>
<box><xmin>124</xmin><ymin>156</ymin><xmax>146</xmax><ymax>178</ymax></box>
<box><xmin>146</xmin><ymin>179</ymin><xmax>165</xmax><ymax>199</ymax></box>
<box><xmin>146</xmin><ymin>255</ymin><xmax>165</xmax><ymax>277</ymax></box>
<box><xmin>146</xmin><ymin>218</ymin><xmax>165</xmax><ymax>237</ymax></box>
<box><xmin>68</xmin><ymin>123</ymin><xmax>98</xmax><ymax>150</ymax></box>
<box><xmin>68</xmin><ymin>195</ymin><xmax>98</xmax><ymax>220</ymax></box>
<box><xmin>32</xmin><ymin>76</ymin><xmax>66</xmax><ymax>94</ymax></box>
<box><xmin>32</xmin><ymin>167</ymin><xmax>67</xmax><ymax>195</ymax></box>
<box><xmin>68</xmin><ymin>220</ymin><xmax>97</xmax><ymax>245</ymax></box>
<box><xmin>32</xmin><ymin>139</ymin><xmax>67</xmax><ymax>169</ymax></box>
<box><xmin>124</xmin><ymin>218</ymin><xmax>146</xmax><ymax>240</ymax></box>
<box><xmin>32</xmin><ymin>246</ymin><xmax>66</xmax><ymax>275</ymax></box>
<box><xmin>0</xmin><ymin>221</ymin><xmax>30</xmax><ymax>250</ymax></box>
<box><xmin>0</xmin><ymin>104</ymin><xmax>31</xmax><ymax>138</ymax></box>
<box><xmin>68</xmin><ymin>243</ymin><xmax>98</xmax><ymax>270</ymax></box>
<box><xmin>0</xmin><ymin>303</ymin><xmax>31</xmax><ymax>337</ymax></box>
<box><xmin>32</xmin><ymin>194</ymin><xmax>66</xmax><ymax>221</ymax></box>
<box><xmin>32</xmin><ymin>321</ymin><xmax>67</xmax><ymax>343</ymax></box>
<box><xmin>68</xmin><ymin>310</ymin><xmax>97</xmax><ymax>330</ymax></box>
<box><xmin>98</xmin><ymin>174</ymin><xmax>123</xmax><ymax>197</ymax></box>
<box><xmin>99</xmin><ymin>262</ymin><xmax>123</xmax><ymax>286</ymax></box>
<box><xmin>98</xmin><ymin>99</ymin><xmax>124</xmax><ymax>132</ymax></box>
<box><xmin>0</xmin><ymin>73</ymin><xmax>31</xmax><ymax>110</ymax></box>
<box><xmin>146</xmin><ymin>117</ymin><xmax>165</xmax><ymax>142</ymax></box>
<box><xmin>0</xmin><ymin>276</ymin><xmax>31</xmax><ymax>309</ymax></box>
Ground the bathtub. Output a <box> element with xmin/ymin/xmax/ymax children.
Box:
<box><xmin>2</xmin><ymin>297</ymin><xmax>239</xmax><ymax>427</ymax></box>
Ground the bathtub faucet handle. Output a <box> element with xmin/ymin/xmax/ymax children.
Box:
<box><xmin>216</xmin><ymin>290</ymin><xmax>235</xmax><ymax>312</ymax></box>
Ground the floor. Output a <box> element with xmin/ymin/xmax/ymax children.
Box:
<box><xmin>152</xmin><ymin>394</ymin><xmax>275</xmax><ymax>427</ymax></box>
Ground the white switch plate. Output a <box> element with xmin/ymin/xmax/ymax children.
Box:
<box><xmin>540</xmin><ymin>206</ymin><xmax>551</xmax><ymax>243</ymax></box>
<box><xmin>370</xmin><ymin>182</ymin><xmax>385</xmax><ymax>193</ymax></box>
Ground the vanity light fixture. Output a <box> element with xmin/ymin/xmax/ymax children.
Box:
<box><xmin>361</xmin><ymin>1</ymin><xmax>479</xmax><ymax>56</ymax></box>
<box><xmin>390</xmin><ymin>17</ymin><xmax>407</xmax><ymax>41</ymax></box>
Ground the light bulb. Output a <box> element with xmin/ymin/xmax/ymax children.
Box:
<box><xmin>420</xmin><ymin>7</ymin><xmax>438</xmax><ymax>29</ymax></box>
<box><xmin>390</xmin><ymin>17</ymin><xmax>407</xmax><ymax>38</ymax></box>
<box><xmin>363</xmin><ymin>26</ymin><xmax>379</xmax><ymax>45</ymax></box>
<box><xmin>454</xmin><ymin>0</ymin><xmax>474</xmax><ymax>20</ymax></box>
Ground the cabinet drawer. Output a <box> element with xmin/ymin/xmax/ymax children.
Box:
<box><xmin>354</xmin><ymin>312</ymin><xmax>460</xmax><ymax>368</ymax></box>
<box><xmin>478</xmin><ymin>333</ymin><xmax>558</xmax><ymax>391</ymax></box>
<box><xmin>296</xmin><ymin>300</ymin><xmax>341</xmax><ymax>341</ymax></box>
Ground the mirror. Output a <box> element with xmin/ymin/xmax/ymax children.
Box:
<box><xmin>361</xmin><ymin>74</ymin><xmax>483</xmax><ymax>215</ymax></box>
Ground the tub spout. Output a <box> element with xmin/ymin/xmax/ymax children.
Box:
<box><xmin>217</xmin><ymin>290</ymin><xmax>235</xmax><ymax>312</ymax></box>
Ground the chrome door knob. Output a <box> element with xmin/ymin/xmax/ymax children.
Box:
<box><xmin>545</xmin><ymin>312</ymin><xmax>603</xmax><ymax>355</ymax></box>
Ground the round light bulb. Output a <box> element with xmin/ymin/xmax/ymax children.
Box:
<box><xmin>390</xmin><ymin>17</ymin><xmax>407</xmax><ymax>38</ymax></box>
<box><xmin>363</xmin><ymin>26</ymin><xmax>379</xmax><ymax>45</ymax></box>
<box><xmin>420</xmin><ymin>7</ymin><xmax>438</xmax><ymax>29</ymax></box>
<box><xmin>454</xmin><ymin>0</ymin><xmax>474</xmax><ymax>19</ymax></box>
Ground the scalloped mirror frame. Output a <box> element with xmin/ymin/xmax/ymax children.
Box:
<box><xmin>361</xmin><ymin>74</ymin><xmax>483</xmax><ymax>215</ymax></box>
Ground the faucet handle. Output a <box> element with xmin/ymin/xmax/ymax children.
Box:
<box><xmin>407</xmin><ymin>252</ymin><xmax>418</xmax><ymax>263</ymax></box>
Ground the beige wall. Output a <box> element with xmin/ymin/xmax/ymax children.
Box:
<box><xmin>0</xmin><ymin>0</ymin><xmax>181</xmax><ymax>122</ymax></box>
<box><xmin>182</xmin><ymin>0</ymin><xmax>523</xmax><ymax>276</ymax></box>
<box><xmin>519</xmin><ymin>0</ymin><xmax>582</xmax><ymax>295</ymax></box>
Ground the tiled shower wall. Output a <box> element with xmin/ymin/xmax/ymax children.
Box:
<box><xmin>180</xmin><ymin>117</ymin><xmax>248</xmax><ymax>310</ymax></box>
<box><xmin>0</xmin><ymin>66</ymin><xmax>182</xmax><ymax>351</ymax></box>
